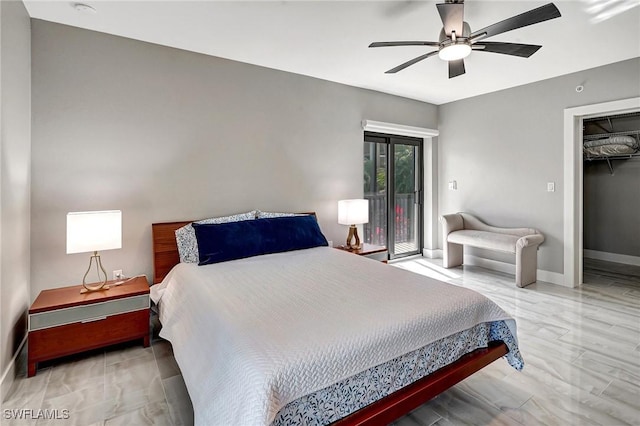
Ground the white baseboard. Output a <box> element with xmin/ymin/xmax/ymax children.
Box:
<box><xmin>537</xmin><ymin>269</ymin><xmax>567</xmax><ymax>287</ymax></box>
<box><xmin>1</xmin><ymin>335</ymin><xmax>27</xmax><ymax>402</ymax></box>
<box><xmin>422</xmin><ymin>248</ymin><xmax>443</xmax><ymax>259</ymax></box>
<box><xmin>463</xmin><ymin>254</ymin><xmax>566</xmax><ymax>287</ymax></box>
<box><xmin>584</xmin><ymin>249</ymin><xmax>640</xmax><ymax>267</ymax></box>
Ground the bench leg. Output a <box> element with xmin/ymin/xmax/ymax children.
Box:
<box><xmin>443</xmin><ymin>242</ymin><xmax>463</xmax><ymax>268</ymax></box>
<box><xmin>516</xmin><ymin>245</ymin><xmax>538</xmax><ymax>287</ymax></box>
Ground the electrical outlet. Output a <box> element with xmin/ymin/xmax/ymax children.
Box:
<box><xmin>112</xmin><ymin>269</ymin><xmax>123</xmax><ymax>280</ymax></box>
<box><xmin>328</xmin><ymin>240</ymin><xmax>333</xmax><ymax>247</ymax></box>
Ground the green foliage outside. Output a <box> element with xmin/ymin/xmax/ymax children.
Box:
<box><xmin>394</xmin><ymin>145</ymin><xmax>415</xmax><ymax>194</ymax></box>
<box><xmin>364</xmin><ymin>145</ymin><xmax>414</xmax><ymax>194</ymax></box>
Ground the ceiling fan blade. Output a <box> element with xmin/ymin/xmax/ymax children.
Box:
<box><xmin>436</xmin><ymin>2</ymin><xmax>464</xmax><ymax>37</ymax></box>
<box><xmin>369</xmin><ymin>41</ymin><xmax>440</xmax><ymax>48</ymax></box>
<box><xmin>385</xmin><ymin>51</ymin><xmax>439</xmax><ymax>74</ymax></box>
<box><xmin>449</xmin><ymin>59</ymin><xmax>466</xmax><ymax>78</ymax></box>
<box><xmin>470</xmin><ymin>3</ymin><xmax>561</xmax><ymax>41</ymax></box>
<box><xmin>473</xmin><ymin>42</ymin><xmax>542</xmax><ymax>57</ymax></box>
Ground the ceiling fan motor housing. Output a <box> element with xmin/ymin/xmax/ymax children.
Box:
<box><xmin>439</xmin><ymin>21</ymin><xmax>472</xmax><ymax>44</ymax></box>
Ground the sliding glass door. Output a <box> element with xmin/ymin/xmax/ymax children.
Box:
<box><xmin>364</xmin><ymin>133</ymin><xmax>422</xmax><ymax>259</ymax></box>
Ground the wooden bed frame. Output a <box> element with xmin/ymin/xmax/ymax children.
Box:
<box><xmin>151</xmin><ymin>220</ymin><xmax>510</xmax><ymax>425</ymax></box>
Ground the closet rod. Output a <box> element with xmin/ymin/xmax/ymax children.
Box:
<box><xmin>584</xmin><ymin>153</ymin><xmax>640</xmax><ymax>161</ymax></box>
<box><xmin>584</xmin><ymin>152</ymin><xmax>640</xmax><ymax>175</ymax></box>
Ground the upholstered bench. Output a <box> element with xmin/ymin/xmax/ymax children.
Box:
<box><xmin>440</xmin><ymin>213</ymin><xmax>544</xmax><ymax>287</ymax></box>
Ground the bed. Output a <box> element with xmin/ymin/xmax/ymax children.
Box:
<box><xmin>583</xmin><ymin>135</ymin><xmax>639</xmax><ymax>158</ymax></box>
<box><xmin>150</xmin><ymin>215</ymin><xmax>523</xmax><ymax>425</ymax></box>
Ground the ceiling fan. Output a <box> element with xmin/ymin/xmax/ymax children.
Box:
<box><xmin>369</xmin><ymin>1</ymin><xmax>561</xmax><ymax>78</ymax></box>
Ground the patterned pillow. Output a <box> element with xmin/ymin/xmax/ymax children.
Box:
<box><xmin>257</xmin><ymin>211</ymin><xmax>304</xmax><ymax>219</ymax></box>
<box><xmin>175</xmin><ymin>211</ymin><xmax>257</xmax><ymax>263</ymax></box>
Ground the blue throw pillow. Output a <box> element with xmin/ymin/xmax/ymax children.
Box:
<box><xmin>193</xmin><ymin>215</ymin><xmax>328</xmax><ymax>265</ymax></box>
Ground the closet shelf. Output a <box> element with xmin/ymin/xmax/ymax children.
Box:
<box><xmin>583</xmin><ymin>109</ymin><xmax>640</xmax><ymax>176</ymax></box>
<box><xmin>583</xmin><ymin>129</ymin><xmax>640</xmax><ymax>141</ymax></box>
<box><xmin>584</xmin><ymin>152</ymin><xmax>640</xmax><ymax>161</ymax></box>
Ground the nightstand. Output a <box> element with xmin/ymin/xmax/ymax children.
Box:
<box><xmin>335</xmin><ymin>243</ymin><xmax>388</xmax><ymax>262</ymax></box>
<box><xmin>28</xmin><ymin>276</ymin><xmax>150</xmax><ymax>377</ymax></box>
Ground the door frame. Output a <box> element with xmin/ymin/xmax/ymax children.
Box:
<box><xmin>362</xmin><ymin>120</ymin><xmax>439</xmax><ymax>258</ymax></box>
<box><xmin>563</xmin><ymin>97</ymin><xmax>640</xmax><ymax>287</ymax></box>
<box><xmin>388</xmin><ymin>136</ymin><xmax>423</xmax><ymax>259</ymax></box>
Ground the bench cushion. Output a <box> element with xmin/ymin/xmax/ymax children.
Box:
<box><xmin>447</xmin><ymin>230</ymin><xmax>519</xmax><ymax>254</ymax></box>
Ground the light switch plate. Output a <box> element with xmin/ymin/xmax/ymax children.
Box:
<box><xmin>547</xmin><ymin>182</ymin><xmax>555</xmax><ymax>192</ymax></box>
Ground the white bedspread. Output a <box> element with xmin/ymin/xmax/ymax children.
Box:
<box><xmin>151</xmin><ymin>247</ymin><xmax>517</xmax><ymax>426</ymax></box>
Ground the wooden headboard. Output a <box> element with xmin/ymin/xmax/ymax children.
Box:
<box><xmin>152</xmin><ymin>220</ymin><xmax>191</xmax><ymax>284</ymax></box>
<box><xmin>152</xmin><ymin>212</ymin><xmax>317</xmax><ymax>284</ymax></box>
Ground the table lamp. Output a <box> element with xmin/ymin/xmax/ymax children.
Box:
<box><xmin>338</xmin><ymin>199</ymin><xmax>369</xmax><ymax>250</ymax></box>
<box><xmin>67</xmin><ymin>210</ymin><xmax>122</xmax><ymax>294</ymax></box>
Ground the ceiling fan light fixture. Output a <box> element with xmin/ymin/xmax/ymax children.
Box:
<box><xmin>438</xmin><ymin>43</ymin><xmax>471</xmax><ymax>61</ymax></box>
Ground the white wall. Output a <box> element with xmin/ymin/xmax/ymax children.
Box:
<box><xmin>438</xmin><ymin>58</ymin><xmax>640</xmax><ymax>275</ymax></box>
<box><xmin>0</xmin><ymin>0</ymin><xmax>31</xmax><ymax>397</ymax></box>
<box><xmin>30</xmin><ymin>20</ymin><xmax>437</xmax><ymax>297</ymax></box>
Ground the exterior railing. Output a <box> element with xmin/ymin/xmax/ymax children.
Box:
<box><xmin>363</xmin><ymin>193</ymin><xmax>415</xmax><ymax>248</ymax></box>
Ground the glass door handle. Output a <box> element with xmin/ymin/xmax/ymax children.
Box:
<box><xmin>414</xmin><ymin>190</ymin><xmax>423</xmax><ymax>205</ymax></box>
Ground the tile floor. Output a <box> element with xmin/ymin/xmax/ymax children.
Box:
<box><xmin>1</xmin><ymin>311</ymin><xmax>192</xmax><ymax>426</ymax></box>
<box><xmin>2</xmin><ymin>258</ymin><xmax>639</xmax><ymax>425</ymax></box>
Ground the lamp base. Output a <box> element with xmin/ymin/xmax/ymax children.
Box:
<box><xmin>80</xmin><ymin>251</ymin><xmax>110</xmax><ymax>294</ymax></box>
<box><xmin>345</xmin><ymin>225</ymin><xmax>362</xmax><ymax>250</ymax></box>
<box><xmin>80</xmin><ymin>284</ymin><xmax>110</xmax><ymax>294</ymax></box>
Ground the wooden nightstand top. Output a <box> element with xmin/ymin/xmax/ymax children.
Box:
<box><xmin>335</xmin><ymin>243</ymin><xmax>387</xmax><ymax>256</ymax></box>
<box><xmin>30</xmin><ymin>276</ymin><xmax>149</xmax><ymax>314</ymax></box>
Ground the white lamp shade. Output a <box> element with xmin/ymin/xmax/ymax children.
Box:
<box><xmin>338</xmin><ymin>199</ymin><xmax>369</xmax><ymax>225</ymax></box>
<box><xmin>67</xmin><ymin>210</ymin><xmax>122</xmax><ymax>254</ymax></box>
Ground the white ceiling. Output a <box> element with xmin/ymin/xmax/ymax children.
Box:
<box><xmin>23</xmin><ymin>1</ymin><xmax>640</xmax><ymax>105</ymax></box>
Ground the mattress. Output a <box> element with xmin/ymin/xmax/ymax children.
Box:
<box><xmin>151</xmin><ymin>247</ymin><xmax>523</xmax><ymax>426</ymax></box>
<box><xmin>583</xmin><ymin>135</ymin><xmax>639</xmax><ymax>157</ymax></box>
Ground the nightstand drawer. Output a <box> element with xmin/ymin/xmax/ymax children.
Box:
<box><xmin>29</xmin><ymin>294</ymin><xmax>149</xmax><ymax>331</ymax></box>
<box><xmin>28</xmin><ymin>309</ymin><xmax>149</xmax><ymax>361</ymax></box>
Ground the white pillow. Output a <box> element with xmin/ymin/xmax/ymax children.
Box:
<box><xmin>175</xmin><ymin>211</ymin><xmax>257</xmax><ymax>263</ymax></box>
<box><xmin>256</xmin><ymin>211</ymin><xmax>302</xmax><ymax>219</ymax></box>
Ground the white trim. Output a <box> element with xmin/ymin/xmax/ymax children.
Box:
<box><xmin>464</xmin><ymin>254</ymin><xmax>565</xmax><ymax>287</ymax></box>
<box><xmin>362</xmin><ymin>119</ymin><xmax>439</xmax><ymax>259</ymax></box>
<box><xmin>362</xmin><ymin>120</ymin><xmax>439</xmax><ymax>139</ymax></box>
<box><xmin>563</xmin><ymin>97</ymin><xmax>640</xmax><ymax>288</ymax></box>
<box><xmin>584</xmin><ymin>249</ymin><xmax>640</xmax><ymax>267</ymax></box>
<box><xmin>422</xmin><ymin>248</ymin><xmax>443</xmax><ymax>259</ymax></box>
<box><xmin>1</xmin><ymin>335</ymin><xmax>27</xmax><ymax>402</ymax></box>
<box><xmin>537</xmin><ymin>269</ymin><xmax>567</xmax><ymax>287</ymax></box>
<box><xmin>423</xmin><ymin>137</ymin><xmax>438</xmax><ymax>252</ymax></box>
<box><xmin>388</xmin><ymin>254</ymin><xmax>422</xmax><ymax>264</ymax></box>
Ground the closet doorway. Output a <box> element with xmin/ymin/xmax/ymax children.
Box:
<box><xmin>582</xmin><ymin>111</ymin><xmax>640</xmax><ymax>286</ymax></box>
<box><xmin>564</xmin><ymin>97</ymin><xmax>640</xmax><ymax>288</ymax></box>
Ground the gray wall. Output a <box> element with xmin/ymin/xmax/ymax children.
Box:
<box><xmin>584</xmin><ymin>159</ymin><xmax>640</xmax><ymax>257</ymax></box>
<box><xmin>31</xmin><ymin>20</ymin><xmax>437</xmax><ymax>298</ymax></box>
<box><xmin>438</xmin><ymin>58</ymin><xmax>640</xmax><ymax>274</ymax></box>
<box><xmin>0</xmin><ymin>0</ymin><xmax>31</xmax><ymax>384</ymax></box>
